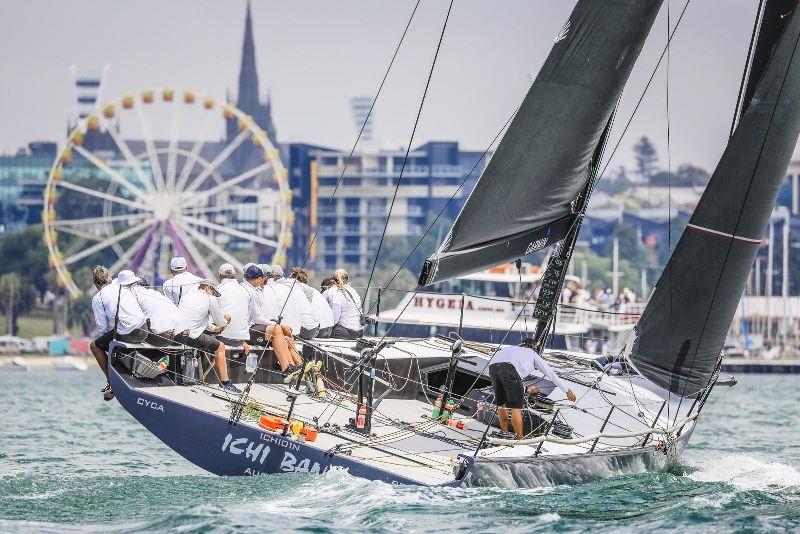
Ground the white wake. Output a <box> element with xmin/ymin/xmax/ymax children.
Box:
<box><xmin>688</xmin><ymin>453</ymin><xmax>800</xmax><ymax>491</ymax></box>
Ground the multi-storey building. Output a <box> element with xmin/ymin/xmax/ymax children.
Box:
<box><xmin>0</xmin><ymin>142</ymin><xmax>56</xmax><ymax>232</ymax></box>
<box><xmin>287</xmin><ymin>142</ymin><xmax>486</xmax><ymax>273</ymax></box>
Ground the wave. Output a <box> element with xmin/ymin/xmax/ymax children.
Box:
<box><xmin>688</xmin><ymin>454</ymin><xmax>800</xmax><ymax>491</ymax></box>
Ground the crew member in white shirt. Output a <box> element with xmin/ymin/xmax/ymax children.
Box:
<box><xmin>324</xmin><ymin>268</ymin><xmax>363</xmax><ymax>339</ymax></box>
<box><xmin>489</xmin><ymin>338</ymin><xmax>576</xmax><ymax>438</ymax></box>
<box><xmin>173</xmin><ymin>280</ymin><xmax>239</xmax><ymax>393</ymax></box>
<box><xmin>89</xmin><ymin>266</ymin><xmax>149</xmax><ymax>401</ymax></box>
<box><xmin>215</xmin><ymin>263</ymin><xmax>251</xmax><ymax>354</ymax></box>
<box><xmin>127</xmin><ymin>274</ymin><xmax>178</xmax><ymax>347</ymax></box>
<box><xmin>261</xmin><ymin>265</ymin><xmax>305</xmax><ymax>379</ymax></box>
<box><xmin>273</xmin><ymin>269</ymin><xmax>319</xmax><ymax>339</ymax></box>
<box><xmin>290</xmin><ymin>267</ymin><xmax>334</xmax><ymax>338</ymax></box>
<box><xmin>162</xmin><ymin>256</ymin><xmax>202</xmax><ymax>305</ymax></box>
<box><xmin>241</xmin><ymin>264</ymin><xmax>301</xmax><ymax>378</ymax></box>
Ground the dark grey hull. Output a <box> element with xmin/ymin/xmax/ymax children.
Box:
<box><xmin>467</xmin><ymin>429</ymin><xmax>693</xmax><ymax>488</ymax></box>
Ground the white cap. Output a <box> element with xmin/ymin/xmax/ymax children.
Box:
<box><xmin>271</xmin><ymin>265</ymin><xmax>284</xmax><ymax>278</ymax></box>
<box><xmin>170</xmin><ymin>256</ymin><xmax>188</xmax><ymax>271</ymax></box>
<box><xmin>218</xmin><ymin>263</ymin><xmax>236</xmax><ymax>276</ymax></box>
<box><xmin>115</xmin><ymin>270</ymin><xmax>139</xmax><ymax>286</ymax></box>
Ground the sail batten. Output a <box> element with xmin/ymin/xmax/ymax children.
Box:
<box><xmin>628</xmin><ymin>0</ymin><xmax>800</xmax><ymax>398</ymax></box>
<box><xmin>419</xmin><ymin>0</ymin><xmax>664</xmax><ymax>287</ymax></box>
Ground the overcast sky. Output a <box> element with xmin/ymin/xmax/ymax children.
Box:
<box><xmin>0</xmin><ymin>0</ymin><xmax>780</xmax><ymax>173</ymax></box>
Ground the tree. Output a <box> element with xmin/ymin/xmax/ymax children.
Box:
<box><xmin>0</xmin><ymin>273</ymin><xmax>36</xmax><ymax>335</ymax></box>
<box><xmin>675</xmin><ymin>164</ymin><xmax>711</xmax><ymax>188</ymax></box>
<box><xmin>67</xmin><ymin>293</ymin><xmax>95</xmax><ymax>336</ymax></box>
<box><xmin>633</xmin><ymin>136</ymin><xmax>659</xmax><ymax>183</ymax></box>
<box><xmin>0</xmin><ymin>225</ymin><xmax>50</xmax><ymax>295</ymax></box>
<box><xmin>598</xmin><ymin>165</ymin><xmax>632</xmax><ymax>195</ymax></box>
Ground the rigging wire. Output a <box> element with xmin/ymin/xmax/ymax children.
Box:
<box><xmin>665</xmin><ymin>0</ymin><xmax>673</xmax><ymax>429</ymax></box>
<box><xmin>363</xmin><ymin>109</ymin><xmax>517</xmax><ymax>315</ymax></box>
<box><xmin>363</xmin><ymin>0</ymin><xmax>455</xmax><ymax>307</ymax></box>
<box><xmin>595</xmin><ymin>0</ymin><xmax>693</xmax><ymax>184</ymax></box>
<box><xmin>227</xmin><ymin>0</ymin><xmax>424</xmax><ymax>420</ymax></box>
<box><xmin>305</xmin><ymin>0</ymin><xmax>422</xmax><ymax>271</ymax></box>
<box><xmin>729</xmin><ymin>0</ymin><xmax>768</xmax><ymax>139</ymax></box>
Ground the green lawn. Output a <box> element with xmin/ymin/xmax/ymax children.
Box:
<box><xmin>0</xmin><ymin>314</ymin><xmax>55</xmax><ymax>338</ymax></box>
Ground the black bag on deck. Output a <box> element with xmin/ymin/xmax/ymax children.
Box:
<box><xmin>118</xmin><ymin>351</ymin><xmax>166</xmax><ymax>380</ymax></box>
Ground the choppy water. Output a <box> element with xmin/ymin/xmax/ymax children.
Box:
<box><xmin>1</xmin><ymin>370</ymin><xmax>798</xmax><ymax>533</ymax></box>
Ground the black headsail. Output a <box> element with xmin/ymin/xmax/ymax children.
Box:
<box><xmin>418</xmin><ymin>0</ymin><xmax>664</xmax><ymax>287</ymax></box>
<box><xmin>627</xmin><ymin>1</ymin><xmax>800</xmax><ymax>398</ymax></box>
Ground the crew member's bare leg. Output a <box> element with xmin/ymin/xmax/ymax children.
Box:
<box><xmin>214</xmin><ymin>342</ymin><xmax>230</xmax><ymax>382</ymax></box>
<box><xmin>497</xmin><ymin>406</ymin><xmax>510</xmax><ymax>433</ymax></box>
<box><xmin>510</xmin><ymin>409</ymin><xmax>524</xmax><ymax>438</ymax></box>
<box><xmin>266</xmin><ymin>325</ymin><xmax>291</xmax><ymax>371</ymax></box>
<box><xmin>278</xmin><ymin>325</ymin><xmax>302</xmax><ymax>365</ymax></box>
<box><xmin>90</xmin><ymin>342</ymin><xmax>109</xmax><ymax>380</ymax></box>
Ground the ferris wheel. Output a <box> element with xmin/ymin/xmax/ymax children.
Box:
<box><xmin>42</xmin><ymin>88</ymin><xmax>293</xmax><ymax>296</ymax></box>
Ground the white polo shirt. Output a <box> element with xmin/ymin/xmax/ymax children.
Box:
<box><xmin>276</xmin><ymin>279</ymin><xmax>318</xmax><ymax>330</ymax></box>
<box><xmin>324</xmin><ymin>285</ymin><xmax>362</xmax><ymax>331</ymax></box>
<box><xmin>216</xmin><ymin>278</ymin><xmax>250</xmax><ymax>341</ymax></box>
<box><xmin>174</xmin><ymin>289</ymin><xmax>226</xmax><ymax>338</ymax></box>
<box><xmin>261</xmin><ymin>280</ymin><xmax>313</xmax><ymax>335</ymax></box>
<box><xmin>242</xmin><ymin>281</ymin><xmax>270</xmax><ymax>326</ymax></box>
<box><xmin>304</xmin><ymin>283</ymin><xmax>334</xmax><ymax>329</ymax></box>
<box><xmin>92</xmin><ymin>282</ymin><xmax>147</xmax><ymax>335</ymax></box>
<box><xmin>162</xmin><ymin>271</ymin><xmax>202</xmax><ymax>305</ymax></box>
<box><xmin>130</xmin><ymin>286</ymin><xmax>178</xmax><ymax>333</ymax></box>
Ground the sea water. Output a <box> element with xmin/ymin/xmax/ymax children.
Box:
<box><xmin>1</xmin><ymin>371</ymin><xmax>798</xmax><ymax>532</ymax></box>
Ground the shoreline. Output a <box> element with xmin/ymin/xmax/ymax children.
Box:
<box><xmin>0</xmin><ymin>354</ymin><xmax>96</xmax><ymax>369</ymax></box>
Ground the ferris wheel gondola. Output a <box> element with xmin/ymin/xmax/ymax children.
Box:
<box><xmin>42</xmin><ymin>88</ymin><xmax>293</xmax><ymax>296</ymax></box>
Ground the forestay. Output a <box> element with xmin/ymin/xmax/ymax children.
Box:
<box><xmin>419</xmin><ymin>0</ymin><xmax>664</xmax><ymax>286</ymax></box>
<box><xmin>627</xmin><ymin>0</ymin><xmax>800</xmax><ymax>398</ymax></box>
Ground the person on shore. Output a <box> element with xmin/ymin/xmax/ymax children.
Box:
<box><xmin>488</xmin><ymin>338</ymin><xmax>576</xmax><ymax>439</ymax></box>
<box><xmin>89</xmin><ymin>266</ymin><xmax>150</xmax><ymax>401</ymax></box>
<box><xmin>215</xmin><ymin>263</ymin><xmax>251</xmax><ymax>355</ymax></box>
<box><xmin>242</xmin><ymin>264</ymin><xmax>303</xmax><ymax>380</ymax></box>
<box><xmin>324</xmin><ymin>268</ymin><xmax>363</xmax><ymax>339</ymax></box>
<box><xmin>173</xmin><ymin>279</ymin><xmax>239</xmax><ymax>393</ymax></box>
<box><xmin>162</xmin><ymin>256</ymin><xmax>202</xmax><ymax>305</ymax></box>
<box><xmin>291</xmin><ymin>267</ymin><xmax>334</xmax><ymax>338</ymax></box>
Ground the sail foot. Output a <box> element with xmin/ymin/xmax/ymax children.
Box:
<box><xmin>419</xmin><ymin>215</ymin><xmax>574</xmax><ymax>287</ymax></box>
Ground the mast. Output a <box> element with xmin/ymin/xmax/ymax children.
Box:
<box><xmin>531</xmin><ymin>111</ymin><xmax>615</xmax><ymax>351</ymax></box>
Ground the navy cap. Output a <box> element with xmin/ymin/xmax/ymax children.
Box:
<box><xmin>244</xmin><ymin>264</ymin><xmax>264</xmax><ymax>280</ymax></box>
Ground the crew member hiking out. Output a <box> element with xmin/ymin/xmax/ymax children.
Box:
<box><xmin>89</xmin><ymin>266</ymin><xmax>150</xmax><ymax>401</ymax></box>
<box><xmin>323</xmin><ymin>268</ymin><xmax>363</xmax><ymax>339</ymax></box>
<box><xmin>162</xmin><ymin>256</ymin><xmax>202</xmax><ymax>305</ymax></box>
<box><xmin>215</xmin><ymin>263</ymin><xmax>251</xmax><ymax>356</ymax></box>
<box><xmin>173</xmin><ymin>279</ymin><xmax>239</xmax><ymax>393</ymax></box>
<box><xmin>241</xmin><ymin>264</ymin><xmax>303</xmax><ymax>381</ymax></box>
<box><xmin>488</xmin><ymin>338</ymin><xmax>576</xmax><ymax>438</ymax></box>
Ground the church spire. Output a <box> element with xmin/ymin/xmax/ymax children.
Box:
<box><xmin>237</xmin><ymin>0</ymin><xmax>259</xmax><ymax>114</ymax></box>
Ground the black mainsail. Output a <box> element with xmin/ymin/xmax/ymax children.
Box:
<box><xmin>418</xmin><ymin>0</ymin><xmax>664</xmax><ymax>286</ymax></box>
<box><xmin>628</xmin><ymin>0</ymin><xmax>800</xmax><ymax>398</ymax></box>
